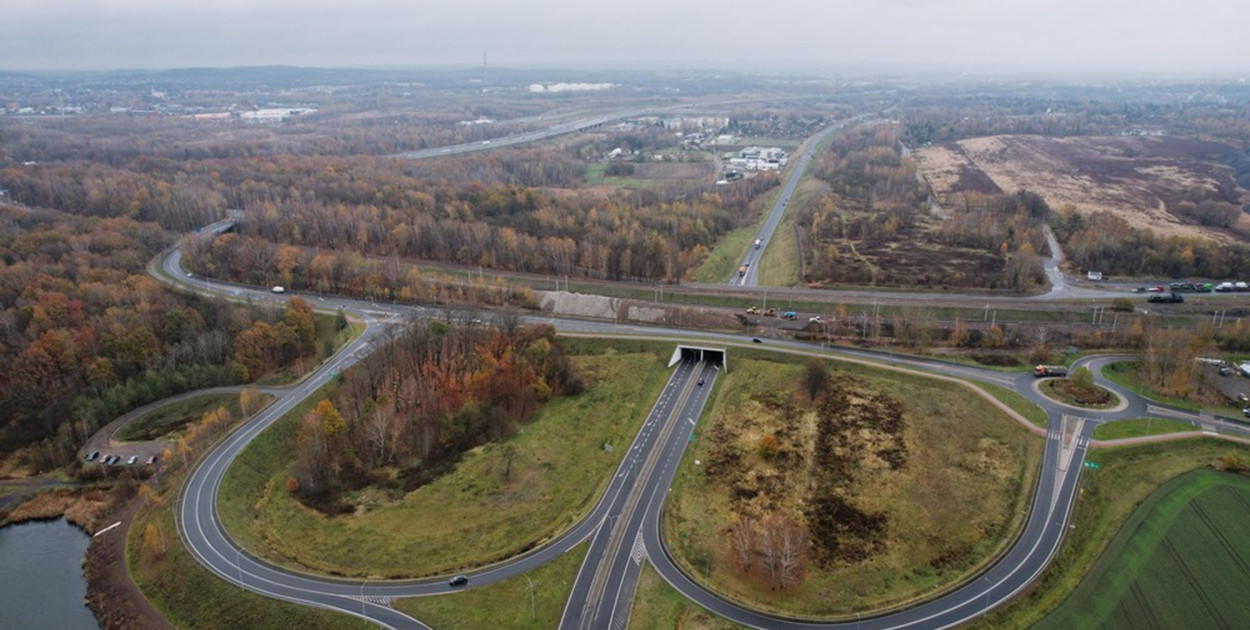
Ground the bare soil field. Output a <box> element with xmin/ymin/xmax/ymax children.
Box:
<box><xmin>914</xmin><ymin>135</ymin><xmax>1245</xmax><ymax>240</ymax></box>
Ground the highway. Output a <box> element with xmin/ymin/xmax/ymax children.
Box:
<box><xmin>155</xmin><ymin>232</ymin><xmax>1250</xmax><ymax>630</ymax></box>
<box><xmin>148</xmin><ymin>125</ymin><xmax>1250</xmax><ymax>628</ymax></box>
<box><xmin>731</xmin><ymin>114</ymin><xmax>871</xmax><ymax>288</ymax></box>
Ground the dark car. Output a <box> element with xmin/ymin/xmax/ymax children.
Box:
<box><xmin>449</xmin><ymin>575</ymin><xmax>469</xmax><ymax>587</ymax></box>
<box><xmin>697</xmin><ymin>377</ymin><xmax>705</xmax><ymax>386</ymax></box>
<box><xmin>752</xmin><ymin>338</ymin><xmax>762</xmax><ymax>344</ymax></box>
<box><xmin>1147</xmin><ymin>293</ymin><xmax>1184</xmax><ymax>303</ymax></box>
<box><xmin>86</xmin><ymin>450</ymin><xmax>99</xmax><ymax>462</ymax></box>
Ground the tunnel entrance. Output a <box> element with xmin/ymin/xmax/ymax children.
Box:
<box><xmin>668</xmin><ymin>345</ymin><xmax>727</xmax><ymax>371</ymax></box>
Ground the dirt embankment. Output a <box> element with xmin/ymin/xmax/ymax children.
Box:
<box><xmin>537</xmin><ymin>289</ymin><xmax>739</xmax><ymax>329</ymax></box>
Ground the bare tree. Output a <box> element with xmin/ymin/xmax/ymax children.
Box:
<box><xmin>778</xmin><ymin>519</ymin><xmax>806</xmax><ymax>589</ymax></box>
<box><xmin>732</xmin><ymin>515</ymin><xmax>754</xmax><ymax>572</ymax></box>
<box><xmin>760</xmin><ymin>516</ymin><xmax>780</xmax><ymax>590</ymax></box>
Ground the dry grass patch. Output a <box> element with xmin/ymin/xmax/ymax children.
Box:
<box><xmin>915</xmin><ymin>135</ymin><xmax>1243</xmax><ymax>241</ymax></box>
<box><xmin>665</xmin><ymin>357</ymin><xmax>1042</xmax><ymax>617</ymax></box>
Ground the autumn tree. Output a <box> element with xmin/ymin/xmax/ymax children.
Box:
<box><xmin>141</xmin><ymin>522</ymin><xmax>165</xmax><ymax>561</ymax></box>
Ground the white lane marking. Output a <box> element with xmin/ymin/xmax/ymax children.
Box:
<box><xmin>94</xmin><ymin>521</ymin><xmax>121</xmax><ymax>537</ymax></box>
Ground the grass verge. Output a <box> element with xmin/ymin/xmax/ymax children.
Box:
<box><xmin>758</xmin><ymin>178</ymin><xmax>826</xmax><ymax>287</ymax></box>
<box><xmin>218</xmin><ymin>340</ymin><xmax>672</xmax><ymax>578</ymax></box>
<box><xmin>628</xmin><ymin>564</ymin><xmax>748</xmax><ymax>630</ymax></box>
<box><xmin>1092</xmin><ymin>417</ymin><xmax>1194</xmax><ymax>441</ymax></box>
<box><xmin>393</xmin><ymin>542</ymin><xmax>587</xmax><ymax>629</ymax></box>
<box><xmin>128</xmin><ymin>442</ymin><xmax>369</xmax><ymax>629</ymax></box>
<box><xmin>118</xmin><ymin>394</ymin><xmax>248</xmax><ymax>442</ymax></box>
<box><xmin>979</xmin><ymin>382</ymin><xmax>1049</xmax><ymax>428</ymax></box>
<box><xmin>966</xmin><ymin>438</ymin><xmax>1250</xmax><ymax>629</ymax></box>
<box><xmin>1039</xmin><ymin>379</ymin><xmax>1119</xmax><ymax>410</ymax></box>
<box><xmin>1032</xmin><ymin>469</ymin><xmax>1250</xmax><ymax>629</ymax></box>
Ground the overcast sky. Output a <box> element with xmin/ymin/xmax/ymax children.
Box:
<box><xmin>2</xmin><ymin>0</ymin><xmax>1247</xmax><ymax>75</ymax></box>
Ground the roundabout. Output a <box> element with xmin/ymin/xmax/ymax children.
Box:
<box><xmin>147</xmin><ymin>231</ymin><xmax>1250</xmax><ymax>630</ymax></box>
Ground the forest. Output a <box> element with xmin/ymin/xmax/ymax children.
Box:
<box><xmin>289</xmin><ymin>319</ymin><xmax>583</xmax><ymax>513</ymax></box>
<box><xmin>0</xmin><ymin>203</ymin><xmax>322</xmax><ymax>467</ymax></box>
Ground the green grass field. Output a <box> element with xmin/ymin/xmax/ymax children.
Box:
<box><xmin>117</xmin><ymin>394</ymin><xmax>246</xmax><ymax>441</ymax></box>
<box><xmin>1093</xmin><ymin>418</ymin><xmax>1195</xmax><ymax>441</ymax></box>
<box><xmin>218</xmin><ymin>342</ymin><xmax>672</xmax><ymax>578</ymax></box>
<box><xmin>690</xmin><ymin>222</ymin><xmax>769</xmax><ymax>283</ymax></box>
<box><xmin>1033</xmin><ymin>470</ymin><xmax>1250</xmax><ymax>629</ymax></box>
<box><xmin>628</xmin><ymin>564</ymin><xmax>748</xmax><ymax>630</ymax></box>
<box><xmin>393</xmin><ymin>542</ymin><xmax>587</xmax><ymax>630</ymax></box>
<box><xmin>965</xmin><ymin>438</ymin><xmax>1250</xmax><ymax>630</ymax></box>
<box><xmin>978</xmin><ymin>382</ymin><xmax>1049</xmax><ymax>428</ymax></box>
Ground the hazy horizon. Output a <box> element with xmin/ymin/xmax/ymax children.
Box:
<box><xmin>2</xmin><ymin>0</ymin><xmax>1248</xmax><ymax>76</ymax></box>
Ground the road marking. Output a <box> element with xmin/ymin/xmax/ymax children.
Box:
<box><xmin>630</xmin><ymin>531</ymin><xmax>647</xmax><ymax>565</ymax></box>
<box><xmin>93</xmin><ymin>521</ymin><xmax>121</xmax><ymax>537</ymax></box>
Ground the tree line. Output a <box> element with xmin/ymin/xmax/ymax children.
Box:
<box><xmin>0</xmin><ymin>203</ymin><xmax>320</xmax><ymax>466</ymax></box>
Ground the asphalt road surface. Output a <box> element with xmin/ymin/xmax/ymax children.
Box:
<box><xmin>731</xmin><ymin>114</ymin><xmax>873</xmax><ymax>288</ymax></box>
<box><xmin>154</xmin><ymin>220</ymin><xmax>1250</xmax><ymax>629</ymax></box>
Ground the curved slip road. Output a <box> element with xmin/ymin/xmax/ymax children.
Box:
<box><xmin>154</xmin><ymin>223</ymin><xmax>1250</xmax><ymax>629</ymax></box>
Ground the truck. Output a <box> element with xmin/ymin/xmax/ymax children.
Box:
<box><xmin>270</xmin><ymin>286</ymin><xmax>286</xmax><ymax>294</ymax></box>
<box><xmin>738</xmin><ymin>266</ymin><xmax>747</xmax><ymax>277</ymax></box>
<box><xmin>754</xmin><ymin>238</ymin><xmax>762</xmax><ymax>249</ymax></box>
<box><xmin>1033</xmin><ymin>365</ymin><xmax>1068</xmax><ymax>378</ymax></box>
<box><xmin>782</xmin><ymin>311</ymin><xmax>797</xmax><ymax>320</ymax></box>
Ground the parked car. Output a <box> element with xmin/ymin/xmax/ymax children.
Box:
<box><xmin>127</xmin><ymin>455</ymin><xmax>139</xmax><ymax>465</ymax></box>
<box><xmin>86</xmin><ymin>450</ymin><xmax>99</xmax><ymax>462</ymax></box>
<box><xmin>146</xmin><ymin>455</ymin><xmax>158</xmax><ymax>465</ymax></box>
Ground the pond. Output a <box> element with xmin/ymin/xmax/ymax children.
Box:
<box><xmin>0</xmin><ymin>518</ymin><xmax>99</xmax><ymax>630</ymax></box>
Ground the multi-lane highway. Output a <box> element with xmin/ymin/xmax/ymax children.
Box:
<box><xmin>731</xmin><ymin>114</ymin><xmax>870</xmax><ymax>288</ymax></box>
<box><xmin>144</xmin><ymin>111</ymin><xmax>1250</xmax><ymax>630</ymax></box>
<box><xmin>153</xmin><ymin>231</ymin><xmax>1250</xmax><ymax>630</ymax></box>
